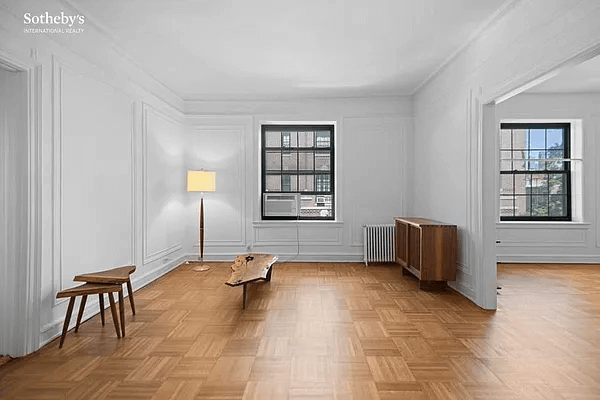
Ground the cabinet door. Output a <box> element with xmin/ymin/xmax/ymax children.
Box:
<box><xmin>394</xmin><ymin>220</ymin><xmax>408</xmax><ymax>266</ymax></box>
<box><xmin>408</xmin><ymin>225</ymin><xmax>421</xmax><ymax>271</ymax></box>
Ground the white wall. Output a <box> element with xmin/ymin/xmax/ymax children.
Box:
<box><xmin>0</xmin><ymin>1</ymin><xmax>187</xmax><ymax>349</ymax></box>
<box><xmin>495</xmin><ymin>93</ymin><xmax>600</xmax><ymax>263</ymax></box>
<box><xmin>184</xmin><ymin>98</ymin><xmax>412</xmax><ymax>261</ymax></box>
<box><xmin>413</xmin><ymin>0</ymin><xmax>600</xmax><ymax>307</ymax></box>
<box><xmin>0</xmin><ymin>66</ymin><xmax>28</xmax><ymax>356</ymax></box>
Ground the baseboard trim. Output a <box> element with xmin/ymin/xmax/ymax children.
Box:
<box><xmin>496</xmin><ymin>254</ymin><xmax>600</xmax><ymax>264</ymax></box>
<box><xmin>447</xmin><ymin>280</ymin><xmax>476</xmax><ymax>305</ymax></box>
<box><xmin>185</xmin><ymin>252</ymin><xmax>364</xmax><ymax>263</ymax></box>
<box><xmin>39</xmin><ymin>255</ymin><xmax>187</xmax><ymax>347</ymax></box>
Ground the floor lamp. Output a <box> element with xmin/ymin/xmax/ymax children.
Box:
<box><xmin>187</xmin><ymin>170</ymin><xmax>215</xmax><ymax>272</ymax></box>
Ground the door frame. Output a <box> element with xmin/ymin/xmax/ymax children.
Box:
<box><xmin>474</xmin><ymin>42</ymin><xmax>600</xmax><ymax>310</ymax></box>
<box><xmin>0</xmin><ymin>48</ymin><xmax>42</xmax><ymax>356</ymax></box>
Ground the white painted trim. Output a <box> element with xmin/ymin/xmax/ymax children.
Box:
<box><xmin>184</xmin><ymin>252</ymin><xmax>364</xmax><ymax>263</ymax></box>
<box><xmin>0</xmin><ymin>47</ymin><xmax>43</xmax><ymax>355</ymax></box>
<box><xmin>456</xmin><ymin>261</ymin><xmax>470</xmax><ymax>274</ymax></box>
<box><xmin>51</xmin><ymin>55</ymin><xmax>65</xmax><ymax>307</ymax></box>
<box><xmin>144</xmin><ymin>243</ymin><xmax>183</xmax><ymax>264</ymax></box>
<box><xmin>141</xmin><ymin>103</ymin><xmax>184</xmax><ymax>264</ymax></box>
<box><xmin>448</xmin><ymin>280</ymin><xmax>476</xmax><ymax>304</ymax></box>
<box><xmin>497</xmin><ymin>254</ymin><xmax>600</xmax><ymax>263</ymax></box>
<box><xmin>595</xmin><ymin>117</ymin><xmax>600</xmax><ymax>249</ymax></box>
<box><xmin>496</xmin><ymin>222</ymin><xmax>591</xmax><ymax>228</ymax></box>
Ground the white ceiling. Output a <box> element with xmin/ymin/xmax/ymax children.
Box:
<box><xmin>68</xmin><ymin>0</ymin><xmax>509</xmax><ymax>100</ymax></box>
<box><xmin>527</xmin><ymin>55</ymin><xmax>600</xmax><ymax>94</ymax></box>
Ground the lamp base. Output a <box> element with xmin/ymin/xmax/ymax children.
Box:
<box><xmin>192</xmin><ymin>264</ymin><xmax>210</xmax><ymax>272</ymax></box>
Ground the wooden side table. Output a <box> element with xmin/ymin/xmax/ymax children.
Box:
<box><xmin>73</xmin><ymin>265</ymin><xmax>136</xmax><ymax>338</ymax></box>
<box><xmin>56</xmin><ymin>283</ymin><xmax>123</xmax><ymax>348</ymax></box>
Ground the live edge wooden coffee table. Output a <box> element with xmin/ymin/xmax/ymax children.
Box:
<box><xmin>225</xmin><ymin>253</ymin><xmax>278</xmax><ymax>309</ymax></box>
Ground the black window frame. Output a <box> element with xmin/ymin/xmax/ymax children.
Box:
<box><xmin>500</xmin><ymin>122</ymin><xmax>571</xmax><ymax>221</ymax></box>
<box><xmin>261</xmin><ymin>124</ymin><xmax>335</xmax><ymax>221</ymax></box>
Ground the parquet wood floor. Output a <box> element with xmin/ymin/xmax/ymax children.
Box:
<box><xmin>2</xmin><ymin>262</ymin><xmax>600</xmax><ymax>399</ymax></box>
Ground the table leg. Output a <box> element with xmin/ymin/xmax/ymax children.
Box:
<box><xmin>75</xmin><ymin>295</ymin><xmax>88</xmax><ymax>333</ymax></box>
<box><xmin>108</xmin><ymin>292</ymin><xmax>121</xmax><ymax>338</ymax></box>
<box><xmin>126</xmin><ymin>279</ymin><xmax>136</xmax><ymax>315</ymax></box>
<box><xmin>266</xmin><ymin>266</ymin><xmax>273</xmax><ymax>282</ymax></box>
<box><xmin>118</xmin><ymin>289</ymin><xmax>125</xmax><ymax>337</ymax></box>
<box><xmin>242</xmin><ymin>284</ymin><xmax>247</xmax><ymax>309</ymax></box>
<box><xmin>59</xmin><ymin>297</ymin><xmax>76</xmax><ymax>349</ymax></box>
<box><xmin>98</xmin><ymin>293</ymin><xmax>105</xmax><ymax>326</ymax></box>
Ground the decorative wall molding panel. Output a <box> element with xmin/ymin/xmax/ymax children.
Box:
<box><xmin>142</xmin><ymin>103</ymin><xmax>184</xmax><ymax>264</ymax></box>
<box><xmin>342</xmin><ymin>116</ymin><xmax>407</xmax><ymax>249</ymax></box>
<box><xmin>188</xmin><ymin>124</ymin><xmax>248</xmax><ymax>247</ymax></box>
<box><xmin>52</xmin><ymin>56</ymin><xmax>135</xmax><ymax>307</ymax></box>
<box><xmin>496</xmin><ymin>227</ymin><xmax>588</xmax><ymax>247</ymax></box>
<box><xmin>253</xmin><ymin>222</ymin><xmax>344</xmax><ymax>247</ymax></box>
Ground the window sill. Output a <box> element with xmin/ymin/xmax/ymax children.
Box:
<box><xmin>496</xmin><ymin>221</ymin><xmax>591</xmax><ymax>229</ymax></box>
<box><xmin>253</xmin><ymin>220</ymin><xmax>344</xmax><ymax>228</ymax></box>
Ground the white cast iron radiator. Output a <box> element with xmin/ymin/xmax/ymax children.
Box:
<box><xmin>363</xmin><ymin>224</ymin><xmax>395</xmax><ymax>266</ymax></box>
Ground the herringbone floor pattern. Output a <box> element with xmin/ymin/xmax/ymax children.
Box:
<box><xmin>1</xmin><ymin>262</ymin><xmax>600</xmax><ymax>399</ymax></box>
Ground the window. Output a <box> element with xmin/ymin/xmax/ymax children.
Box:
<box><xmin>262</xmin><ymin>125</ymin><xmax>334</xmax><ymax>220</ymax></box>
<box><xmin>500</xmin><ymin>123</ymin><xmax>571</xmax><ymax>221</ymax></box>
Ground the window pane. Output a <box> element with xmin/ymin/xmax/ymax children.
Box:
<box><xmin>527</xmin><ymin>150</ymin><xmax>545</xmax><ymax>170</ymax></box>
<box><xmin>500</xmin><ymin>129</ymin><xmax>512</xmax><ymax>150</ymax></box>
<box><xmin>547</xmin><ymin>129</ymin><xmax>564</xmax><ymax>149</ymax></box>
<box><xmin>528</xmin><ymin>129</ymin><xmax>545</xmax><ymax>149</ymax></box>
<box><xmin>289</xmin><ymin>132</ymin><xmax>298</xmax><ymax>148</ymax></box>
<box><xmin>298</xmin><ymin>175</ymin><xmax>314</xmax><ymax>192</ymax></box>
<box><xmin>281</xmin><ymin>131</ymin><xmax>298</xmax><ymax>148</ymax></box>
<box><xmin>281</xmin><ymin>174</ymin><xmax>297</xmax><ymax>192</ymax></box>
<box><xmin>315</xmin><ymin>175</ymin><xmax>330</xmax><ymax>192</ymax></box>
<box><xmin>500</xmin><ymin>150</ymin><xmax>512</xmax><ymax>171</ymax></box>
<box><xmin>549</xmin><ymin>195</ymin><xmax>567</xmax><ymax>217</ymax></box>
<box><xmin>500</xmin><ymin>175</ymin><xmax>514</xmax><ymax>195</ymax></box>
<box><xmin>282</xmin><ymin>152</ymin><xmax>297</xmax><ymax>171</ymax></box>
<box><xmin>546</xmin><ymin>146</ymin><xmax>564</xmax><ymax>171</ymax></box>
<box><xmin>315</xmin><ymin>152</ymin><xmax>330</xmax><ymax>171</ymax></box>
<box><xmin>549</xmin><ymin>174</ymin><xmax>566</xmax><ymax>194</ymax></box>
<box><xmin>531</xmin><ymin>195</ymin><xmax>549</xmax><ymax>217</ymax></box>
<box><xmin>515</xmin><ymin>195</ymin><xmax>530</xmax><ymax>216</ymax></box>
<box><xmin>298</xmin><ymin>131</ymin><xmax>314</xmax><ymax>147</ymax></box>
<box><xmin>298</xmin><ymin>151</ymin><xmax>314</xmax><ymax>170</ymax></box>
<box><xmin>316</xmin><ymin>131</ymin><xmax>331</xmax><ymax>148</ymax></box>
<box><xmin>500</xmin><ymin>195</ymin><xmax>514</xmax><ymax>217</ymax></box>
<box><xmin>515</xmin><ymin>175</ymin><xmax>528</xmax><ymax>194</ymax></box>
<box><xmin>512</xmin><ymin>129</ymin><xmax>527</xmax><ymax>149</ymax></box>
<box><xmin>514</xmin><ymin>150</ymin><xmax>527</xmax><ymax>171</ymax></box>
<box><xmin>530</xmin><ymin>174</ymin><xmax>548</xmax><ymax>194</ymax></box>
<box><xmin>266</xmin><ymin>131</ymin><xmax>281</xmax><ymax>147</ymax></box>
<box><xmin>300</xmin><ymin>195</ymin><xmax>333</xmax><ymax>218</ymax></box>
<box><xmin>265</xmin><ymin>151</ymin><xmax>281</xmax><ymax>171</ymax></box>
<box><xmin>266</xmin><ymin>175</ymin><xmax>281</xmax><ymax>191</ymax></box>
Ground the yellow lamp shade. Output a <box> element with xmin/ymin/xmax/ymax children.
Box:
<box><xmin>187</xmin><ymin>170</ymin><xmax>215</xmax><ymax>192</ymax></box>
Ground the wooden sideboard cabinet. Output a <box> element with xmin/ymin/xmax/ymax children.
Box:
<box><xmin>393</xmin><ymin>217</ymin><xmax>457</xmax><ymax>290</ymax></box>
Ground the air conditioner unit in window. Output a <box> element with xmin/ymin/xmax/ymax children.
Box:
<box><xmin>263</xmin><ymin>193</ymin><xmax>299</xmax><ymax>217</ymax></box>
